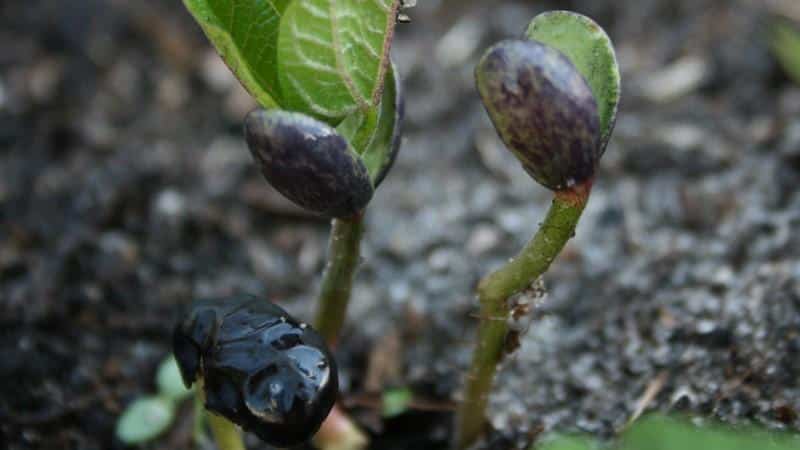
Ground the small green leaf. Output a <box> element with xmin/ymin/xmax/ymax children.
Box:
<box><xmin>156</xmin><ymin>355</ymin><xmax>193</xmax><ymax>402</ymax></box>
<box><xmin>336</xmin><ymin>61</ymin><xmax>403</xmax><ymax>186</ymax></box>
<box><xmin>278</xmin><ymin>0</ymin><xmax>401</xmax><ymax>122</ymax></box>
<box><xmin>526</xmin><ymin>11</ymin><xmax>620</xmax><ymax>153</ymax></box>
<box><xmin>116</xmin><ymin>396</ymin><xmax>176</xmax><ymax>445</ymax></box>
<box><xmin>182</xmin><ymin>0</ymin><xmax>289</xmax><ymax>109</ymax></box>
<box><xmin>771</xmin><ymin>18</ymin><xmax>800</xmax><ymax>86</ymax></box>
<box><xmin>620</xmin><ymin>416</ymin><xmax>800</xmax><ymax>450</ymax></box>
<box><xmin>382</xmin><ymin>387</ymin><xmax>413</xmax><ymax>418</ymax></box>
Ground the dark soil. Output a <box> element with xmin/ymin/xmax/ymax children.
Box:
<box><xmin>2</xmin><ymin>0</ymin><xmax>800</xmax><ymax>449</ymax></box>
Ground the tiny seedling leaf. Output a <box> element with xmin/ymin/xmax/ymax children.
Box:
<box><xmin>382</xmin><ymin>387</ymin><xmax>413</xmax><ymax>418</ymax></box>
<box><xmin>156</xmin><ymin>355</ymin><xmax>193</xmax><ymax>402</ymax></box>
<box><xmin>771</xmin><ymin>18</ymin><xmax>800</xmax><ymax>86</ymax></box>
<box><xmin>526</xmin><ymin>11</ymin><xmax>620</xmax><ymax>153</ymax></box>
<box><xmin>115</xmin><ymin>396</ymin><xmax>176</xmax><ymax>445</ymax></box>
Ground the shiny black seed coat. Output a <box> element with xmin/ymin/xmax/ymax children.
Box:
<box><xmin>476</xmin><ymin>39</ymin><xmax>601</xmax><ymax>191</ymax></box>
<box><xmin>245</xmin><ymin>110</ymin><xmax>374</xmax><ymax>218</ymax></box>
<box><xmin>173</xmin><ymin>296</ymin><xmax>338</xmax><ymax>447</ymax></box>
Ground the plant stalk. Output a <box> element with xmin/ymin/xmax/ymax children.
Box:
<box><xmin>453</xmin><ymin>182</ymin><xmax>591</xmax><ymax>450</ymax></box>
<box><xmin>207</xmin><ymin>413</ymin><xmax>247</xmax><ymax>450</ymax></box>
<box><xmin>312</xmin><ymin>215</ymin><xmax>368</xmax><ymax>450</ymax></box>
<box><xmin>314</xmin><ymin>215</ymin><xmax>365</xmax><ymax>346</ymax></box>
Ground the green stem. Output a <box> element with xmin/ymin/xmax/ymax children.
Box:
<box><xmin>314</xmin><ymin>215</ymin><xmax>365</xmax><ymax>346</ymax></box>
<box><xmin>312</xmin><ymin>216</ymin><xmax>368</xmax><ymax>450</ymax></box>
<box><xmin>195</xmin><ymin>380</ymin><xmax>246</xmax><ymax>450</ymax></box>
<box><xmin>453</xmin><ymin>184</ymin><xmax>591</xmax><ymax>450</ymax></box>
<box><xmin>193</xmin><ymin>388</ymin><xmax>210</xmax><ymax>447</ymax></box>
<box><xmin>207</xmin><ymin>413</ymin><xmax>246</xmax><ymax>450</ymax></box>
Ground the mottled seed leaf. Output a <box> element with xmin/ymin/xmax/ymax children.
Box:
<box><xmin>476</xmin><ymin>39</ymin><xmax>601</xmax><ymax>191</ymax></box>
<box><xmin>183</xmin><ymin>0</ymin><xmax>400</xmax><ymax>123</ymax></box>
<box><xmin>182</xmin><ymin>0</ymin><xmax>290</xmax><ymax>109</ymax></box>
<box><xmin>116</xmin><ymin>396</ymin><xmax>176</xmax><ymax>444</ymax></box>
<box><xmin>244</xmin><ymin>109</ymin><xmax>374</xmax><ymax>217</ymax></box>
<box><xmin>526</xmin><ymin>11</ymin><xmax>620</xmax><ymax>153</ymax></box>
<box><xmin>278</xmin><ymin>0</ymin><xmax>401</xmax><ymax>122</ymax></box>
<box><xmin>771</xmin><ymin>18</ymin><xmax>800</xmax><ymax>86</ymax></box>
<box><xmin>336</xmin><ymin>61</ymin><xmax>403</xmax><ymax>186</ymax></box>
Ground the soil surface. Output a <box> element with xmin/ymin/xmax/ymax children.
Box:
<box><xmin>2</xmin><ymin>0</ymin><xmax>800</xmax><ymax>449</ymax></box>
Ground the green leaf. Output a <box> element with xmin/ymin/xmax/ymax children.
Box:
<box><xmin>336</xmin><ymin>61</ymin><xmax>403</xmax><ymax>185</ymax></box>
<box><xmin>526</xmin><ymin>11</ymin><xmax>620</xmax><ymax>153</ymax></box>
<box><xmin>382</xmin><ymin>387</ymin><xmax>413</xmax><ymax>418</ymax></box>
<box><xmin>620</xmin><ymin>416</ymin><xmax>800</xmax><ymax>450</ymax></box>
<box><xmin>182</xmin><ymin>0</ymin><xmax>289</xmax><ymax>109</ymax></box>
<box><xmin>531</xmin><ymin>416</ymin><xmax>800</xmax><ymax>450</ymax></box>
<box><xmin>156</xmin><ymin>355</ymin><xmax>193</xmax><ymax>402</ymax></box>
<box><xmin>115</xmin><ymin>396</ymin><xmax>176</xmax><ymax>445</ymax></box>
<box><xmin>278</xmin><ymin>0</ymin><xmax>401</xmax><ymax>122</ymax></box>
<box><xmin>771</xmin><ymin>18</ymin><xmax>800</xmax><ymax>86</ymax></box>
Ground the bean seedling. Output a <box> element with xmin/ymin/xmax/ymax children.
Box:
<box><xmin>169</xmin><ymin>0</ymin><xmax>404</xmax><ymax>449</ymax></box>
<box><xmin>453</xmin><ymin>11</ymin><xmax>621</xmax><ymax>450</ymax></box>
<box><xmin>117</xmin><ymin>3</ymin><xmax>623</xmax><ymax>449</ymax></box>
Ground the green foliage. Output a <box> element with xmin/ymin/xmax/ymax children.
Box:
<box><xmin>382</xmin><ymin>387</ymin><xmax>413</xmax><ymax>418</ymax></box>
<box><xmin>116</xmin><ymin>396</ymin><xmax>176</xmax><ymax>445</ymax></box>
<box><xmin>771</xmin><ymin>18</ymin><xmax>800</xmax><ymax>86</ymax></box>
<box><xmin>526</xmin><ymin>11</ymin><xmax>621</xmax><ymax>151</ymax></box>
<box><xmin>184</xmin><ymin>0</ymin><xmax>404</xmax><ymax>216</ymax></box>
<box><xmin>532</xmin><ymin>416</ymin><xmax>800</xmax><ymax>450</ymax></box>
<box><xmin>182</xmin><ymin>0</ymin><xmax>400</xmax><ymax>123</ymax></box>
<box><xmin>277</xmin><ymin>0</ymin><xmax>399</xmax><ymax>120</ymax></box>
<box><xmin>621</xmin><ymin>416</ymin><xmax>800</xmax><ymax>450</ymax></box>
<box><xmin>115</xmin><ymin>354</ymin><xmax>195</xmax><ymax>445</ymax></box>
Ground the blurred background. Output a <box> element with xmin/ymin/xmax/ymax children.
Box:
<box><xmin>2</xmin><ymin>0</ymin><xmax>800</xmax><ymax>449</ymax></box>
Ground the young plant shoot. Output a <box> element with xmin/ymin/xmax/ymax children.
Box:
<box><xmin>453</xmin><ymin>11</ymin><xmax>621</xmax><ymax>449</ymax></box>
<box><xmin>178</xmin><ymin>0</ymin><xmax>405</xmax><ymax>448</ymax></box>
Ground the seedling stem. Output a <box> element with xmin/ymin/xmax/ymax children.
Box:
<box><xmin>315</xmin><ymin>215</ymin><xmax>366</xmax><ymax>346</ymax></box>
<box><xmin>454</xmin><ymin>181</ymin><xmax>591</xmax><ymax>449</ymax></box>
